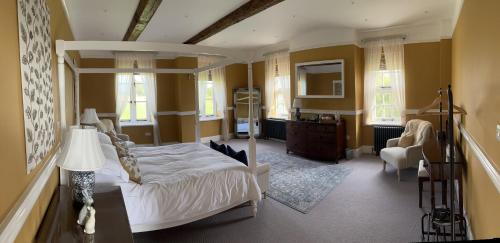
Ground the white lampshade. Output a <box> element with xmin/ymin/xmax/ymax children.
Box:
<box><xmin>57</xmin><ymin>127</ymin><xmax>106</xmax><ymax>171</ymax></box>
<box><xmin>292</xmin><ymin>98</ymin><xmax>303</xmax><ymax>108</ymax></box>
<box><xmin>81</xmin><ymin>108</ymin><xmax>100</xmax><ymax>125</ymax></box>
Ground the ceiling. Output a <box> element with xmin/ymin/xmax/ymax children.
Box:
<box><xmin>64</xmin><ymin>0</ymin><xmax>457</xmax><ymax>56</ymax></box>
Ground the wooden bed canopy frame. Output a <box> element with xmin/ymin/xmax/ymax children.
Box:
<box><xmin>55</xmin><ymin>40</ymin><xmax>259</xmax><ymax>185</ymax></box>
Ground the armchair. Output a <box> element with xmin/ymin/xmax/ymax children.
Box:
<box><xmin>380</xmin><ymin>119</ymin><xmax>435</xmax><ymax>181</ymax></box>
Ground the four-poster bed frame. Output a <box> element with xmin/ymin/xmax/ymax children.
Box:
<box><xmin>55</xmin><ymin>40</ymin><xmax>259</xmax><ymax>215</ymax></box>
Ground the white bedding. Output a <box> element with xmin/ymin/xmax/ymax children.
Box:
<box><xmin>105</xmin><ymin>143</ymin><xmax>261</xmax><ymax>232</ymax></box>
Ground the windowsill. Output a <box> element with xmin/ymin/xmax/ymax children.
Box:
<box><xmin>369</xmin><ymin>122</ymin><xmax>402</xmax><ymax>126</ymax></box>
<box><xmin>119</xmin><ymin>121</ymin><xmax>153</xmax><ymax>127</ymax></box>
<box><xmin>200</xmin><ymin>116</ymin><xmax>223</xmax><ymax>122</ymax></box>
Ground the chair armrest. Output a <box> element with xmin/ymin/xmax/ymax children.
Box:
<box><xmin>405</xmin><ymin>145</ymin><xmax>423</xmax><ymax>167</ymax></box>
<box><xmin>117</xmin><ymin>134</ymin><xmax>130</xmax><ymax>141</ymax></box>
<box><xmin>386</xmin><ymin>138</ymin><xmax>400</xmax><ymax>148</ymax></box>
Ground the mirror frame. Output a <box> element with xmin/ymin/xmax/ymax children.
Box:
<box><xmin>295</xmin><ymin>59</ymin><xmax>345</xmax><ymax>98</ymax></box>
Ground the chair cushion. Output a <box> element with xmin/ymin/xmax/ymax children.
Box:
<box><xmin>380</xmin><ymin>147</ymin><xmax>407</xmax><ymax>169</ymax></box>
<box><xmin>418</xmin><ymin>160</ymin><xmax>429</xmax><ymax>178</ymax></box>
<box><xmin>398</xmin><ymin>133</ymin><xmax>414</xmax><ymax>148</ymax></box>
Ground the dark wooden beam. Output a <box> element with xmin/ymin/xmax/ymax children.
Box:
<box><xmin>184</xmin><ymin>0</ymin><xmax>285</xmax><ymax>44</ymax></box>
<box><xmin>123</xmin><ymin>0</ymin><xmax>163</xmax><ymax>41</ymax></box>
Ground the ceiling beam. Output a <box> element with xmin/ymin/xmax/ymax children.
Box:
<box><xmin>184</xmin><ymin>0</ymin><xmax>285</xmax><ymax>44</ymax></box>
<box><xmin>122</xmin><ymin>0</ymin><xmax>163</xmax><ymax>41</ymax></box>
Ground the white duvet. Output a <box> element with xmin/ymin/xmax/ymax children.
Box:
<box><xmin>117</xmin><ymin>143</ymin><xmax>261</xmax><ymax>232</ymax></box>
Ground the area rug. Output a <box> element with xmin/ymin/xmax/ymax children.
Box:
<box><xmin>257</xmin><ymin>152</ymin><xmax>352</xmax><ymax>213</ymax></box>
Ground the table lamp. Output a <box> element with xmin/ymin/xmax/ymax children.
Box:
<box><xmin>81</xmin><ymin>108</ymin><xmax>100</xmax><ymax>126</ymax></box>
<box><xmin>292</xmin><ymin>98</ymin><xmax>303</xmax><ymax>121</ymax></box>
<box><xmin>57</xmin><ymin>127</ymin><xmax>106</xmax><ymax>204</ymax></box>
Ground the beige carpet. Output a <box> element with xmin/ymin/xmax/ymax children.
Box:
<box><xmin>134</xmin><ymin>139</ymin><xmax>441</xmax><ymax>243</ymax></box>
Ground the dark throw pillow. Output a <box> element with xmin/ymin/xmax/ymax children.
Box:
<box><xmin>227</xmin><ymin>145</ymin><xmax>248</xmax><ymax>166</ymax></box>
<box><xmin>210</xmin><ymin>140</ymin><xmax>228</xmax><ymax>155</ymax></box>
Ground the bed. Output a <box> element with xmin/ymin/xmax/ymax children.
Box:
<box><xmin>96</xmin><ymin>142</ymin><xmax>261</xmax><ymax>233</ymax></box>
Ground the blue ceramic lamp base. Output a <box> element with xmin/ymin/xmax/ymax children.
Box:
<box><xmin>71</xmin><ymin>171</ymin><xmax>95</xmax><ymax>204</ymax></box>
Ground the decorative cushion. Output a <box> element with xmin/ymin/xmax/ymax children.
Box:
<box><xmin>97</xmin><ymin>144</ymin><xmax>129</xmax><ymax>182</ymax></box>
<box><xmin>114</xmin><ymin>142</ymin><xmax>130</xmax><ymax>158</ymax></box>
<box><xmin>227</xmin><ymin>145</ymin><xmax>248</xmax><ymax>166</ymax></box>
<box><xmin>210</xmin><ymin>140</ymin><xmax>228</xmax><ymax>154</ymax></box>
<box><xmin>119</xmin><ymin>156</ymin><xmax>142</xmax><ymax>184</ymax></box>
<box><xmin>96</xmin><ymin>121</ymin><xmax>108</xmax><ymax>133</ymax></box>
<box><xmin>106</xmin><ymin>131</ymin><xmax>123</xmax><ymax>144</ymax></box>
<box><xmin>398</xmin><ymin>133</ymin><xmax>414</xmax><ymax>148</ymax></box>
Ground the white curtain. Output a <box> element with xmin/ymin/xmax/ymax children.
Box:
<box><xmin>136</xmin><ymin>53</ymin><xmax>161</xmax><ymax>145</ymax></box>
<box><xmin>363</xmin><ymin>38</ymin><xmax>405</xmax><ymax>125</ymax></box>
<box><xmin>265</xmin><ymin>51</ymin><xmax>290</xmax><ymax>119</ymax></box>
<box><xmin>383</xmin><ymin>38</ymin><xmax>406</xmax><ymax>124</ymax></box>
<box><xmin>115</xmin><ymin>53</ymin><xmax>134</xmax><ymax>133</ymax></box>
<box><xmin>198</xmin><ymin>56</ymin><xmax>229</xmax><ymax>141</ymax></box>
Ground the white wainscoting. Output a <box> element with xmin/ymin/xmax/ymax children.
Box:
<box><xmin>0</xmin><ymin>151</ymin><xmax>59</xmax><ymax>243</ymax></box>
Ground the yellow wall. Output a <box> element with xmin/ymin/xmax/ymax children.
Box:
<box><xmin>0</xmin><ymin>0</ymin><xmax>76</xmax><ymax>242</ymax></box>
<box><xmin>452</xmin><ymin>0</ymin><xmax>500</xmax><ymax>238</ymax></box>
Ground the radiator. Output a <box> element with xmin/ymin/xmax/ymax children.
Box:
<box><xmin>374</xmin><ymin>125</ymin><xmax>405</xmax><ymax>155</ymax></box>
<box><xmin>263</xmin><ymin>119</ymin><xmax>286</xmax><ymax>141</ymax></box>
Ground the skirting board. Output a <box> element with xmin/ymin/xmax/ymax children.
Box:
<box><xmin>352</xmin><ymin>145</ymin><xmax>374</xmax><ymax>158</ymax></box>
<box><xmin>0</xmin><ymin>151</ymin><xmax>59</xmax><ymax>243</ymax></box>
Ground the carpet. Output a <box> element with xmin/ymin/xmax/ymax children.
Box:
<box><xmin>257</xmin><ymin>151</ymin><xmax>352</xmax><ymax>213</ymax></box>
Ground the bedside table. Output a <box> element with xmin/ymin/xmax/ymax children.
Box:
<box><xmin>36</xmin><ymin>186</ymin><xmax>133</xmax><ymax>243</ymax></box>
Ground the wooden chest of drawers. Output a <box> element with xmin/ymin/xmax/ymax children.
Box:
<box><xmin>286</xmin><ymin>119</ymin><xmax>346</xmax><ymax>162</ymax></box>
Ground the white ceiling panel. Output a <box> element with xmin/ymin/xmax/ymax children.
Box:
<box><xmin>64</xmin><ymin>0</ymin><xmax>139</xmax><ymax>40</ymax></box>
<box><xmin>137</xmin><ymin>0</ymin><xmax>248</xmax><ymax>43</ymax></box>
<box><xmin>199</xmin><ymin>0</ymin><xmax>455</xmax><ymax>48</ymax></box>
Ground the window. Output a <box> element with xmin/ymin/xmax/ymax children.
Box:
<box><xmin>199</xmin><ymin>79</ymin><xmax>216</xmax><ymax>118</ymax></box>
<box><xmin>120</xmin><ymin>74</ymin><xmax>149</xmax><ymax>123</ymax></box>
<box><xmin>273</xmin><ymin>76</ymin><xmax>289</xmax><ymax>119</ymax></box>
<box><xmin>374</xmin><ymin>70</ymin><xmax>401</xmax><ymax>124</ymax></box>
<box><xmin>363</xmin><ymin>39</ymin><xmax>405</xmax><ymax>125</ymax></box>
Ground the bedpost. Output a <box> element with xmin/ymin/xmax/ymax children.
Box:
<box><xmin>75</xmin><ymin>70</ymin><xmax>80</xmax><ymax>126</ymax></box>
<box><xmin>247</xmin><ymin>62</ymin><xmax>258</xmax><ymax>217</ymax></box>
<box><xmin>56</xmin><ymin>40</ymin><xmax>69</xmax><ymax>185</ymax></box>
<box><xmin>194</xmin><ymin>72</ymin><xmax>201</xmax><ymax>143</ymax></box>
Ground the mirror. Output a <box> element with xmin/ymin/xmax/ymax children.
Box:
<box><xmin>295</xmin><ymin>59</ymin><xmax>344</xmax><ymax>98</ymax></box>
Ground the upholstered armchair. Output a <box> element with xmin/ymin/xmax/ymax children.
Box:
<box><xmin>380</xmin><ymin>119</ymin><xmax>435</xmax><ymax>181</ymax></box>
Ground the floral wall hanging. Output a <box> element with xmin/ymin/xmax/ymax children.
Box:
<box><xmin>17</xmin><ymin>0</ymin><xmax>56</xmax><ymax>174</ymax></box>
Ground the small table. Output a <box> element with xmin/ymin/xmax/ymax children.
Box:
<box><xmin>35</xmin><ymin>186</ymin><xmax>134</xmax><ymax>243</ymax></box>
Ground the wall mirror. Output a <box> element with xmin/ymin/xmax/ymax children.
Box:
<box><xmin>295</xmin><ymin>59</ymin><xmax>344</xmax><ymax>98</ymax></box>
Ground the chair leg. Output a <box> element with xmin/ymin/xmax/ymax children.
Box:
<box><xmin>383</xmin><ymin>161</ymin><xmax>386</xmax><ymax>171</ymax></box>
<box><xmin>397</xmin><ymin>169</ymin><xmax>401</xmax><ymax>181</ymax></box>
<box><xmin>419</xmin><ymin>177</ymin><xmax>423</xmax><ymax>208</ymax></box>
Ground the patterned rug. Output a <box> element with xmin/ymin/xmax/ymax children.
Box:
<box><xmin>257</xmin><ymin>152</ymin><xmax>352</xmax><ymax>213</ymax></box>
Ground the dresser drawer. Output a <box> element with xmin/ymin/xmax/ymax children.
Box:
<box><xmin>308</xmin><ymin>132</ymin><xmax>336</xmax><ymax>144</ymax></box>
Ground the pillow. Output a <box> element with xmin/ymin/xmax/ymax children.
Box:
<box><xmin>97</xmin><ymin>132</ymin><xmax>112</xmax><ymax>145</ymax></box>
<box><xmin>210</xmin><ymin>140</ymin><xmax>228</xmax><ymax>154</ymax></box>
<box><xmin>96</xmin><ymin>121</ymin><xmax>108</xmax><ymax>133</ymax></box>
<box><xmin>96</xmin><ymin>144</ymin><xmax>129</xmax><ymax>182</ymax></box>
<box><xmin>227</xmin><ymin>145</ymin><xmax>248</xmax><ymax>166</ymax></box>
<box><xmin>119</xmin><ymin>156</ymin><xmax>142</xmax><ymax>184</ymax></box>
<box><xmin>106</xmin><ymin>131</ymin><xmax>122</xmax><ymax>144</ymax></box>
<box><xmin>115</xmin><ymin>142</ymin><xmax>130</xmax><ymax>158</ymax></box>
<box><xmin>95</xmin><ymin>173</ymin><xmax>127</xmax><ymax>186</ymax></box>
<box><xmin>398</xmin><ymin>133</ymin><xmax>415</xmax><ymax>148</ymax></box>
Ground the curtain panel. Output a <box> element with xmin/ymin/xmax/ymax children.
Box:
<box><xmin>264</xmin><ymin>51</ymin><xmax>291</xmax><ymax>119</ymax></box>
<box><xmin>198</xmin><ymin>56</ymin><xmax>229</xmax><ymax>141</ymax></box>
<box><xmin>114</xmin><ymin>53</ymin><xmax>135</xmax><ymax>133</ymax></box>
<box><xmin>363</xmin><ymin>38</ymin><xmax>406</xmax><ymax>125</ymax></box>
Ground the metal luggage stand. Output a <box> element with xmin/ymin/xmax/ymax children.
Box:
<box><xmin>420</xmin><ymin>86</ymin><xmax>467</xmax><ymax>242</ymax></box>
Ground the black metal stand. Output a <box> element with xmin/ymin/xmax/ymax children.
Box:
<box><xmin>420</xmin><ymin>85</ymin><xmax>466</xmax><ymax>242</ymax></box>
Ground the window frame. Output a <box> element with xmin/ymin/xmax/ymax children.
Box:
<box><xmin>198</xmin><ymin>79</ymin><xmax>218</xmax><ymax>121</ymax></box>
<box><xmin>372</xmin><ymin>70</ymin><xmax>401</xmax><ymax>125</ymax></box>
<box><xmin>119</xmin><ymin>74</ymin><xmax>151</xmax><ymax>126</ymax></box>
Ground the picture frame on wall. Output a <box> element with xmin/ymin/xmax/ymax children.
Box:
<box><xmin>17</xmin><ymin>0</ymin><xmax>56</xmax><ymax>173</ymax></box>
